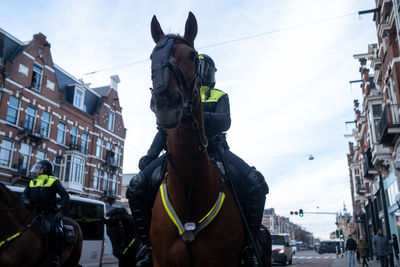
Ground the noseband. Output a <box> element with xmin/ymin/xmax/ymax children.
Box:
<box><xmin>150</xmin><ymin>36</ymin><xmax>200</xmax><ymax>119</ymax></box>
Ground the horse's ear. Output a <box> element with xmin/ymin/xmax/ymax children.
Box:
<box><xmin>183</xmin><ymin>11</ymin><xmax>197</xmax><ymax>45</ymax></box>
<box><xmin>151</xmin><ymin>15</ymin><xmax>165</xmax><ymax>43</ymax></box>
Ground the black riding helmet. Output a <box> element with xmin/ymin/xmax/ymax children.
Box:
<box><xmin>198</xmin><ymin>54</ymin><xmax>217</xmax><ymax>88</ymax></box>
<box><xmin>30</xmin><ymin>159</ymin><xmax>54</xmax><ymax>176</ymax></box>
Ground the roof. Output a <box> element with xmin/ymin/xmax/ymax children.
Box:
<box><xmin>92</xmin><ymin>85</ymin><xmax>111</xmax><ymax>97</ymax></box>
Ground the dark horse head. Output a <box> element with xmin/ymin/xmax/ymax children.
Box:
<box><xmin>105</xmin><ymin>208</ymin><xmax>137</xmax><ymax>266</ymax></box>
<box><xmin>149</xmin><ymin>12</ymin><xmax>200</xmax><ymax>129</ymax></box>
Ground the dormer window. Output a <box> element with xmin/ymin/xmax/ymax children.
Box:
<box><xmin>31</xmin><ymin>64</ymin><xmax>43</xmax><ymax>92</ymax></box>
<box><xmin>73</xmin><ymin>87</ymin><xmax>85</xmax><ymax>110</ymax></box>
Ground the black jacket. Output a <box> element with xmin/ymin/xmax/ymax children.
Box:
<box><xmin>22</xmin><ymin>174</ymin><xmax>69</xmax><ymax>214</ymax></box>
<box><xmin>346</xmin><ymin>238</ymin><xmax>358</xmax><ymax>251</ymax></box>
<box><xmin>147</xmin><ymin>87</ymin><xmax>231</xmax><ymax>156</ymax></box>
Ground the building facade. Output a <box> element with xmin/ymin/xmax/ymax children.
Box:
<box><xmin>0</xmin><ymin>29</ymin><xmax>126</xmax><ymax>203</ymax></box>
<box><xmin>346</xmin><ymin>1</ymin><xmax>400</xmax><ymax>263</ymax></box>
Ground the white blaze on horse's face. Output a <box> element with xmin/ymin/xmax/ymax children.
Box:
<box><xmin>150</xmin><ymin>12</ymin><xmax>198</xmax><ymax>129</ymax></box>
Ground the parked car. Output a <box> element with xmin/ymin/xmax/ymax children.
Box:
<box><xmin>289</xmin><ymin>240</ymin><xmax>297</xmax><ymax>255</ymax></box>
<box><xmin>271</xmin><ymin>233</ymin><xmax>293</xmax><ymax>265</ymax></box>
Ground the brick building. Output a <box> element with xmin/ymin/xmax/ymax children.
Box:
<box><xmin>346</xmin><ymin>1</ymin><xmax>400</xmax><ymax>264</ymax></box>
<box><xmin>0</xmin><ymin>28</ymin><xmax>126</xmax><ymax>202</ymax></box>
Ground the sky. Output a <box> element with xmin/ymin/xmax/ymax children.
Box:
<box><xmin>1</xmin><ymin>0</ymin><xmax>378</xmax><ymax>240</ymax></box>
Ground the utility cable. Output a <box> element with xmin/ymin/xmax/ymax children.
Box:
<box><xmin>82</xmin><ymin>11</ymin><xmax>359</xmax><ymax>76</ymax></box>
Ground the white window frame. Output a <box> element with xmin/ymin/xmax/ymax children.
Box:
<box><xmin>0</xmin><ymin>138</ymin><xmax>14</xmax><ymax>167</ymax></box>
<box><xmin>6</xmin><ymin>96</ymin><xmax>20</xmax><ymax>125</ymax></box>
<box><xmin>57</xmin><ymin>121</ymin><xmax>67</xmax><ymax>144</ymax></box>
<box><xmin>35</xmin><ymin>150</ymin><xmax>46</xmax><ymax>163</ymax></box>
<box><xmin>108</xmin><ymin>111</ymin><xmax>115</xmax><ymax>131</ymax></box>
<box><xmin>31</xmin><ymin>64</ymin><xmax>43</xmax><ymax>92</ymax></box>
<box><xmin>65</xmin><ymin>155</ymin><xmax>85</xmax><ymax>184</ymax></box>
<box><xmin>40</xmin><ymin>111</ymin><xmax>51</xmax><ymax>138</ymax></box>
<box><xmin>24</xmin><ymin>105</ymin><xmax>37</xmax><ymax>131</ymax></box>
<box><xmin>73</xmin><ymin>87</ymin><xmax>84</xmax><ymax>110</ymax></box>
<box><xmin>96</xmin><ymin>138</ymin><xmax>103</xmax><ymax>158</ymax></box>
<box><xmin>93</xmin><ymin>168</ymin><xmax>100</xmax><ymax>190</ymax></box>
<box><xmin>19</xmin><ymin>143</ymin><xmax>31</xmax><ymax>173</ymax></box>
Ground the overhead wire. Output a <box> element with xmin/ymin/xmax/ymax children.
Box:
<box><xmin>82</xmin><ymin>11</ymin><xmax>359</xmax><ymax>76</ymax></box>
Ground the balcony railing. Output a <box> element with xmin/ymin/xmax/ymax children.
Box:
<box><xmin>363</xmin><ymin>148</ymin><xmax>378</xmax><ymax>179</ymax></box>
<box><xmin>104</xmin><ymin>150</ymin><xmax>118</xmax><ymax>169</ymax></box>
<box><xmin>378</xmin><ymin>104</ymin><xmax>400</xmax><ymax>145</ymax></box>
<box><xmin>18</xmin><ymin>124</ymin><xmax>45</xmax><ymax>146</ymax></box>
<box><xmin>356</xmin><ymin>181</ymin><xmax>366</xmax><ymax>195</ymax></box>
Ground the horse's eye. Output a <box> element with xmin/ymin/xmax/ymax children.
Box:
<box><xmin>189</xmin><ymin>51</ymin><xmax>197</xmax><ymax>61</ymax></box>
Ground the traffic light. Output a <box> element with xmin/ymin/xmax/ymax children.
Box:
<box><xmin>339</xmin><ymin>229</ymin><xmax>343</xmax><ymax>238</ymax></box>
<box><xmin>294</xmin><ymin>211</ymin><xmax>298</xmax><ymax>215</ymax></box>
<box><xmin>290</xmin><ymin>211</ymin><xmax>294</xmax><ymax>215</ymax></box>
<box><xmin>336</xmin><ymin>230</ymin><xmax>339</xmax><ymax>238</ymax></box>
<box><xmin>299</xmin><ymin>209</ymin><xmax>304</xmax><ymax>217</ymax></box>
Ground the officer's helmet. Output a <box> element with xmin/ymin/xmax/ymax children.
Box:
<box><xmin>198</xmin><ymin>54</ymin><xmax>217</xmax><ymax>88</ymax></box>
<box><xmin>30</xmin><ymin>159</ymin><xmax>54</xmax><ymax>176</ymax></box>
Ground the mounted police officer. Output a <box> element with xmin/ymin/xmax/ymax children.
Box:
<box><xmin>127</xmin><ymin>54</ymin><xmax>269</xmax><ymax>267</ymax></box>
<box><xmin>22</xmin><ymin>159</ymin><xmax>70</xmax><ymax>267</ymax></box>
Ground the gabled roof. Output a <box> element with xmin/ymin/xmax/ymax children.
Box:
<box><xmin>92</xmin><ymin>85</ymin><xmax>111</xmax><ymax>97</ymax></box>
<box><xmin>0</xmin><ymin>28</ymin><xmax>28</xmax><ymax>63</ymax></box>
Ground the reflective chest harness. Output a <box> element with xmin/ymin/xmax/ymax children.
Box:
<box><xmin>160</xmin><ymin>182</ymin><xmax>225</xmax><ymax>242</ymax></box>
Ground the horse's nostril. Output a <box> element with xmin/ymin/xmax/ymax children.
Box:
<box><xmin>173</xmin><ymin>93</ymin><xmax>183</xmax><ymax>108</ymax></box>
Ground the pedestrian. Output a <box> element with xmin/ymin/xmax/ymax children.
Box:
<box><xmin>346</xmin><ymin>234</ymin><xmax>358</xmax><ymax>267</ymax></box>
<box><xmin>359</xmin><ymin>236</ymin><xmax>370</xmax><ymax>267</ymax></box>
<box><xmin>392</xmin><ymin>234</ymin><xmax>399</xmax><ymax>261</ymax></box>
<box><xmin>373</xmin><ymin>229</ymin><xmax>391</xmax><ymax>267</ymax></box>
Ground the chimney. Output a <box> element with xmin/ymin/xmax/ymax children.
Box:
<box><xmin>110</xmin><ymin>75</ymin><xmax>120</xmax><ymax>91</ymax></box>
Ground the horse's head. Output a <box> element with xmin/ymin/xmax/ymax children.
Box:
<box><xmin>150</xmin><ymin>12</ymin><xmax>200</xmax><ymax>129</ymax></box>
<box><xmin>105</xmin><ymin>208</ymin><xmax>135</xmax><ymax>259</ymax></box>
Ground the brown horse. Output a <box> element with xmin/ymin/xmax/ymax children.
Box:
<box><xmin>149</xmin><ymin>12</ymin><xmax>244</xmax><ymax>266</ymax></box>
<box><xmin>0</xmin><ymin>182</ymin><xmax>82</xmax><ymax>267</ymax></box>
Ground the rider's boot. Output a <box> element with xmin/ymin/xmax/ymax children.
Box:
<box><xmin>242</xmin><ymin>168</ymin><xmax>268</xmax><ymax>267</ymax></box>
<box><xmin>50</xmin><ymin>226</ymin><xmax>64</xmax><ymax>267</ymax></box>
<box><xmin>127</xmin><ymin>172</ymin><xmax>153</xmax><ymax>267</ymax></box>
<box><xmin>132</xmin><ymin>202</ymin><xmax>153</xmax><ymax>267</ymax></box>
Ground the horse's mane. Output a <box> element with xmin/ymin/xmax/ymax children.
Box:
<box><xmin>0</xmin><ymin>182</ymin><xmax>24</xmax><ymax>205</ymax></box>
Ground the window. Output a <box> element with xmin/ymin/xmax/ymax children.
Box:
<box><xmin>65</xmin><ymin>155</ymin><xmax>85</xmax><ymax>184</ymax></box>
<box><xmin>0</xmin><ymin>139</ymin><xmax>13</xmax><ymax>167</ymax></box>
<box><xmin>19</xmin><ymin>143</ymin><xmax>31</xmax><ymax>173</ymax></box>
<box><xmin>103</xmin><ymin>172</ymin><xmax>109</xmax><ymax>191</ymax></box>
<box><xmin>6</xmin><ymin>96</ymin><xmax>20</xmax><ymax>124</ymax></box>
<box><xmin>73</xmin><ymin>88</ymin><xmax>84</xmax><ymax>109</ymax></box>
<box><xmin>106</xmin><ymin>142</ymin><xmax>111</xmax><ymax>151</ymax></box>
<box><xmin>35</xmin><ymin>150</ymin><xmax>46</xmax><ymax>163</ymax></box>
<box><xmin>96</xmin><ymin>138</ymin><xmax>103</xmax><ymax>158</ymax></box>
<box><xmin>114</xmin><ymin>146</ymin><xmax>120</xmax><ymax>166</ymax></box>
<box><xmin>112</xmin><ymin>174</ymin><xmax>117</xmax><ymax>195</ymax></box>
<box><xmin>24</xmin><ymin>105</ymin><xmax>37</xmax><ymax>132</ymax></box>
<box><xmin>57</xmin><ymin>122</ymin><xmax>66</xmax><ymax>144</ymax></box>
<box><xmin>53</xmin><ymin>156</ymin><xmax>62</xmax><ymax>179</ymax></box>
<box><xmin>108</xmin><ymin>111</ymin><xmax>115</xmax><ymax>131</ymax></box>
<box><xmin>70</xmin><ymin>126</ymin><xmax>78</xmax><ymax>146</ymax></box>
<box><xmin>93</xmin><ymin>169</ymin><xmax>100</xmax><ymax>190</ymax></box>
<box><xmin>40</xmin><ymin>112</ymin><xmax>51</xmax><ymax>137</ymax></box>
<box><xmin>31</xmin><ymin>64</ymin><xmax>43</xmax><ymax>92</ymax></box>
<box><xmin>372</xmin><ymin>104</ymin><xmax>382</xmax><ymax>141</ymax></box>
<box><xmin>81</xmin><ymin>132</ymin><xmax>88</xmax><ymax>154</ymax></box>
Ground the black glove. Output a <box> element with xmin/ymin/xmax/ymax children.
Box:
<box><xmin>138</xmin><ymin>154</ymin><xmax>157</xmax><ymax>171</ymax></box>
<box><xmin>54</xmin><ymin>211</ymin><xmax>63</xmax><ymax>221</ymax></box>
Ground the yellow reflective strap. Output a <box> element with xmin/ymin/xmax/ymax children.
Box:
<box><xmin>160</xmin><ymin>184</ymin><xmax>184</xmax><ymax>235</ymax></box>
<box><xmin>122</xmin><ymin>238</ymin><xmax>136</xmax><ymax>255</ymax></box>
<box><xmin>198</xmin><ymin>192</ymin><xmax>225</xmax><ymax>223</ymax></box>
<box><xmin>0</xmin><ymin>232</ymin><xmax>21</xmax><ymax>248</ymax></box>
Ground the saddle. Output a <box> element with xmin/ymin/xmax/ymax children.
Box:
<box><xmin>40</xmin><ymin>216</ymin><xmax>75</xmax><ymax>245</ymax></box>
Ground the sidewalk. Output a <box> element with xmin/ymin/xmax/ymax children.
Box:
<box><xmin>331</xmin><ymin>254</ymin><xmax>382</xmax><ymax>267</ymax></box>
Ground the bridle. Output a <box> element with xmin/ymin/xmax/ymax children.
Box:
<box><xmin>150</xmin><ymin>35</ymin><xmax>207</xmax><ymax>150</ymax></box>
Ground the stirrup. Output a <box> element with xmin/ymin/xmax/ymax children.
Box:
<box><xmin>136</xmin><ymin>243</ymin><xmax>152</xmax><ymax>267</ymax></box>
<box><xmin>242</xmin><ymin>246</ymin><xmax>260</xmax><ymax>267</ymax></box>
